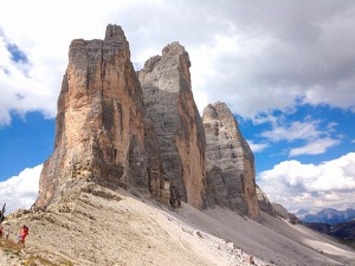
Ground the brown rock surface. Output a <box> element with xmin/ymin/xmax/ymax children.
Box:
<box><xmin>139</xmin><ymin>42</ymin><xmax>206</xmax><ymax>209</ymax></box>
<box><xmin>202</xmin><ymin>102</ymin><xmax>260</xmax><ymax>219</ymax></box>
<box><xmin>35</xmin><ymin>25</ymin><xmax>166</xmax><ymax>208</ymax></box>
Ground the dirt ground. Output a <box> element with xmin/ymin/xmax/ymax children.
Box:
<box><xmin>1</xmin><ymin>183</ymin><xmax>354</xmax><ymax>266</ymax></box>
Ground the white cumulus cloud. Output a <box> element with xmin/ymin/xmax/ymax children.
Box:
<box><xmin>247</xmin><ymin>140</ymin><xmax>269</xmax><ymax>153</ymax></box>
<box><xmin>1</xmin><ymin>0</ymin><xmax>355</xmax><ymax>125</ymax></box>
<box><xmin>261</xmin><ymin>120</ymin><xmax>323</xmax><ymax>142</ymax></box>
<box><xmin>0</xmin><ymin>164</ymin><xmax>42</xmax><ymax>214</ymax></box>
<box><xmin>289</xmin><ymin>138</ymin><xmax>340</xmax><ymax>157</ymax></box>
<box><xmin>257</xmin><ymin>152</ymin><xmax>355</xmax><ymax>213</ymax></box>
<box><xmin>259</xmin><ymin>118</ymin><xmax>341</xmax><ymax>157</ymax></box>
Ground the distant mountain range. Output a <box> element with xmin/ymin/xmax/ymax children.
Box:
<box><xmin>305</xmin><ymin>220</ymin><xmax>355</xmax><ymax>241</ymax></box>
<box><xmin>298</xmin><ymin>208</ymin><xmax>355</xmax><ymax>248</ymax></box>
<box><xmin>298</xmin><ymin>208</ymin><xmax>355</xmax><ymax>224</ymax></box>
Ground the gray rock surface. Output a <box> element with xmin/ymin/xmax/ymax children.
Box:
<box><xmin>257</xmin><ymin>185</ymin><xmax>276</xmax><ymax>216</ymax></box>
<box><xmin>139</xmin><ymin>42</ymin><xmax>207</xmax><ymax>209</ymax></box>
<box><xmin>271</xmin><ymin>202</ymin><xmax>289</xmax><ymax>219</ymax></box>
<box><xmin>202</xmin><ymin>102</ymin><xmax>260</xmax><ymax>219</ymax></box>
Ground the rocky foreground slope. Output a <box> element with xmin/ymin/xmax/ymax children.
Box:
<box><xmin>2</xmin><ymin>183</ymin><xmax>355</xmax><ymax>266</ymax></box>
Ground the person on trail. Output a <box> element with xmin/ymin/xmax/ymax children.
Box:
<box><xmin>17</xmin><ymin>224</ymin><xmax>29</xmax><ymax>248</ymax></box>
<box><xmin>0</xmin><ymin>226</ymin><xmax>9</xmax><ymax>239</ymax></box>
<box><xmin>0</xmin><ymin>203</ymin><xmax>5</xmax><ymax>224</ymax></box>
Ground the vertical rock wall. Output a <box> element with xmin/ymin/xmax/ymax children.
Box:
<box><xmin>139</xmin><ymin>43</ymin><xmax>206</xmax><ymax>209</ymax></box>
<box><xmin>36</xmin><ymin>25</ymin><xmax>155</xmax><ymax>208</ymax></box>
<box><xmin>202</xmin><ymin>102</ymin><xmax>260</xmax><ymax>219</ymax></box>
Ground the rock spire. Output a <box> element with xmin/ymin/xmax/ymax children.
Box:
<box><xmin>139</xmin><ymin>42</ymin><xmax>207</xmax><ymax>209</ymax></box>
<box><xmin>202</xmin><ymin>102</ymin><xmax>260</xmax><ymax>219</ymax></box>
<box><xmin>35</xmin><ymin>25</ymin><xmax>163</xmax><ymax>208</ymax></box>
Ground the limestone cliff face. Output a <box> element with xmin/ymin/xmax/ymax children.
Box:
<box><xmin>202</xmin><ymin>102</ymin><xmax>259</xmax><ymax>219</ymax></box>
<box><xmin>139</xmin><ymin>42</ymin><xmax>206</xmax><ymax>209</ymax></box>
<box><xmin>35</xmin><ymin>24</ymin><xmax>268</xmax><ymax>217</ymax></box>
<box><xmin>35</xmin><ymin>25</ymin><xmax>166</xmax><ymax>208</ymax></box>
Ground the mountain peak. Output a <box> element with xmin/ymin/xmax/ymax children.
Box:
<box><xmin>162</xmin><ymin>41</ymin><xmax>188</xmax><ymax>56</ymax></box>
<box><xmin>139</xmin><ymin>40</ymin><xmax>206</xmax><ymax>209</ymax></box>
<box><xmin>202</xmin><ymin>102</ymin><xmax>260</xmax><ymax>219</ymax></box>
<box><xmin>35</xmin><ymin>25</ymin><xmax>148</xmax><ymax>208</ymax></box>
<box><xmin>104</xmin><ymin>24</ymin><xmax>125</xmax><ymax>41</ymax></box>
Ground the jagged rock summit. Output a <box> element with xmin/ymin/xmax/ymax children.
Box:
<box><xmin>35</xmin><ymin>24</ymin><xmax>261</xmax><ymax>219</ymax></box>
<box><xmin>35</xmin><ymin>24</ymin><xmax>164</xmax><ymax>208</ymax></box>
<box><xmin>202</xmin><ymin>102</ymin><xmax>260</xmax><ymax>219</ymax></box>
<box><xmin>139</xmin><ymin>42</ymin><xmax>206</xmax><ymax>209</ymax></box>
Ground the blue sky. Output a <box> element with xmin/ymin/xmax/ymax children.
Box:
<box><xmin>0</xmin><ymin>112</ymin><xmax>54</xmax><ymax>179</ymax></box>
<box><xmin>0</xmin><ymin>0</ymin><xmax>354</xmax><ymax>214</ymax></box>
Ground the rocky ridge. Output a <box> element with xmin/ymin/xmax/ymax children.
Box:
<box><xmin>257</xmin><ymin>185</ymin><xmax>275</xmax><ymax>216</ymax></box>
<box><xmin>35</xmin><ymin>24</ymin><xmax>167</xmax><ymax>209</ymax></box>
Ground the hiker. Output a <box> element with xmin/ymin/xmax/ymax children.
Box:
<box><xmin>0</xmin><ymin>226</ymin><xmax>9</xmax><ymax>239</ymax></box>
<box><xmin>17</xmin><ymin>224</ymin><xmax>29</xmax><ymax>248</ymax></box>
<box><xmin>4</xmin><ymin>228</ymin><xmax>8</xmax><ymax>239</ymax></box>
<box><xmin>0</xmin><ymin>203</ymin><xmax>5</xmax><ymax>224</ymax></box>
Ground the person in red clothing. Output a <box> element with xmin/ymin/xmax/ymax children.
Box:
<box><xmin>17</xmin><ymin>224</ymin><xmax>29</xmax><ymax>248</ymax></box>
